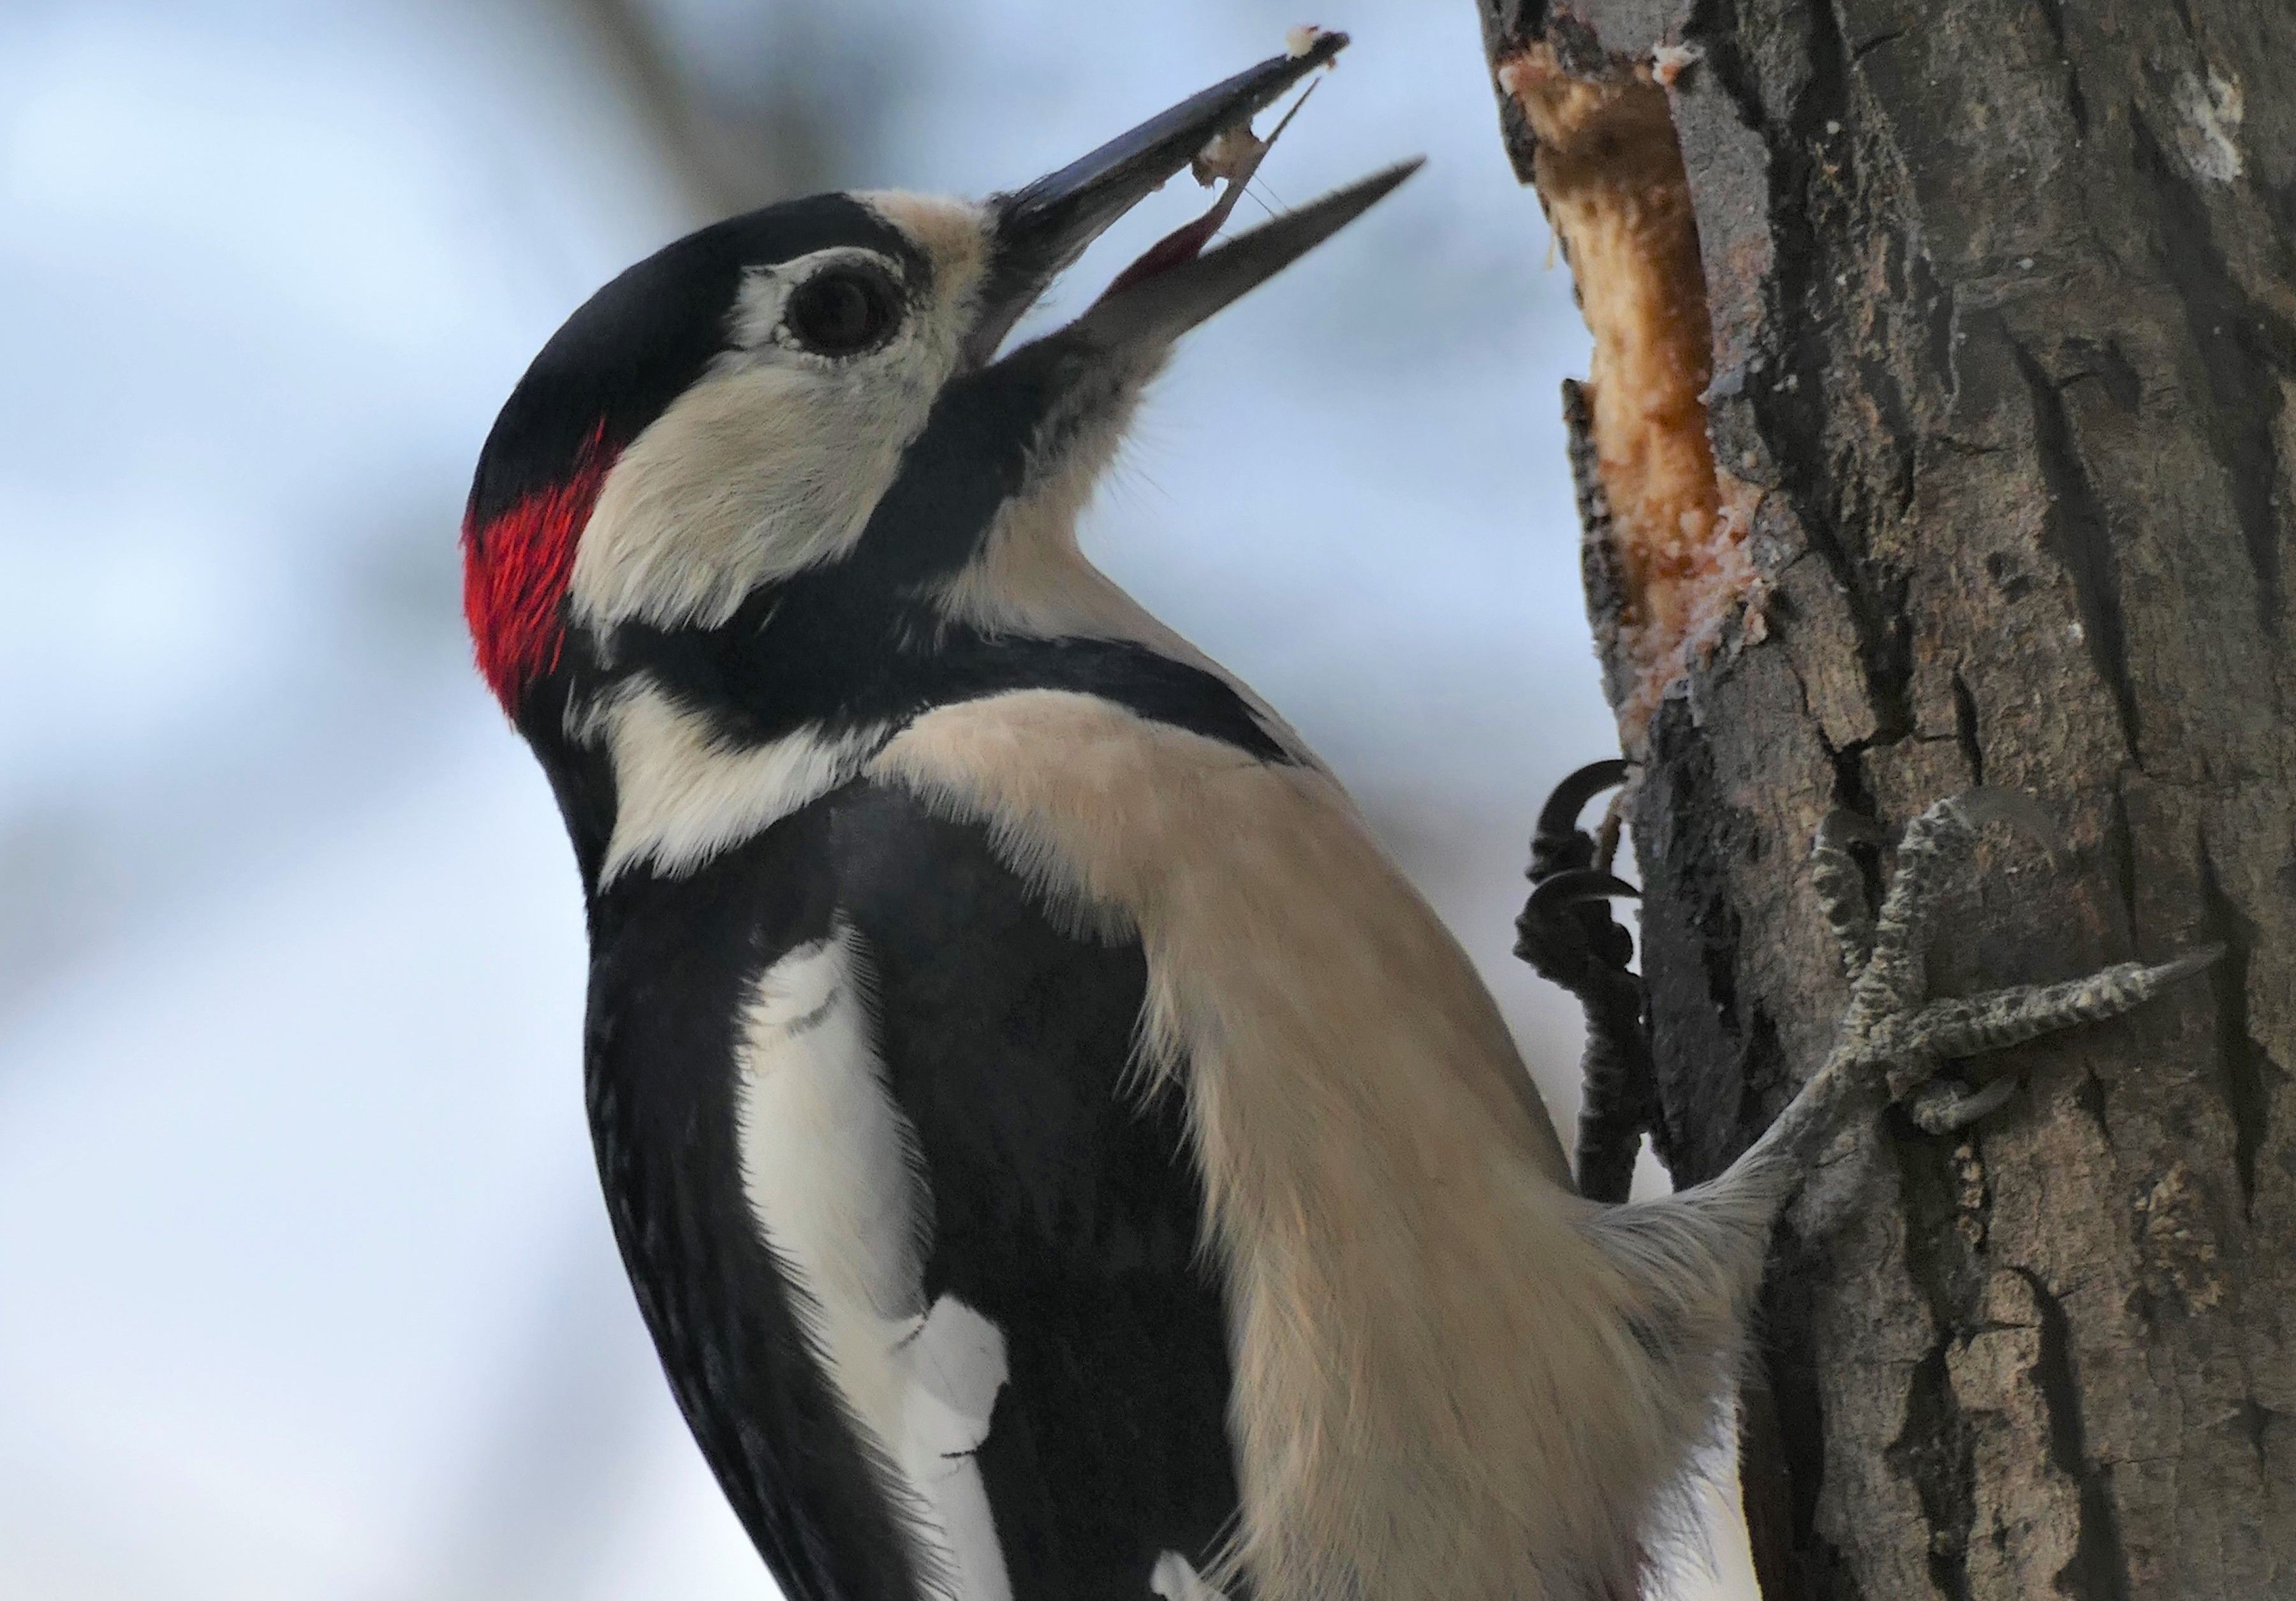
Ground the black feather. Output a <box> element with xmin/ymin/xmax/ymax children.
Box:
<box><xmin>586</xmin><ymin>783</ymin><xmax>1242</xmax><ymax>1601</ymax></box>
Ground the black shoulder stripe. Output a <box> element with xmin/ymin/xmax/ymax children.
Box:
<box><xmin>619</xmin><ymin>589</ymin><xmax>1296</xmax><ymax>765</ymax></box>
<box><xmin>825</xmin><ymin>784</ymin><xmax>1244</xmax><ymax>1597</ymax></box>
<box><xmin>895</xmin><ymin>630</ymin><xmax>1293</xmax><ymax>760</ymax></box>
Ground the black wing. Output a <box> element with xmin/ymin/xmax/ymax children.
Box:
<box><xmin>585</xmin><ymin>780</ymin><xmax>1240</xmax><ymax>1601</ymax></box>
<box><xmin>834</xmin><ymin>781</ymin><xmax>1242</xmax><ymax>1597</ymax></box>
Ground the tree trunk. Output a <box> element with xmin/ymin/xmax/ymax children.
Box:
<box><xmin>1475</xmin><ymin>3</ymin><xmax>2294</xmax><ymax>1597</ymax></box>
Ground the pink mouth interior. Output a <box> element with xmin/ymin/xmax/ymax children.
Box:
<box><xmin>1098</xmin><ymin>206</ymin><xmax>1232</xmax><ymax>300</ymax></box>
<box><xmin>1094</xmin><ymin>80</ymin><xmax>1317</xmax><ymax>302</ymax></box>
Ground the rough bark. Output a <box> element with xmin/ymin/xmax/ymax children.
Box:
<box><xmin>1478</xmin><ymin>2</ymin><xmax>2295</xmax><ymax>1597</ymax></box>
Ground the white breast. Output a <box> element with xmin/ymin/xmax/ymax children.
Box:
<box><xmin>733</xmin><ymin>926</ymin><xmax>1015</xmax><ymax>1601</ymax></box>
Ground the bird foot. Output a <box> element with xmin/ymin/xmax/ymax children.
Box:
<box><xmin>1517</xmin><ymin>758</ymin><xmax>1654</xmax><ymax>1202</ymax></box>
<box><xmin>1516</xmin><ymin>757</ymin><xmax>1636</xmax><ymax>989</ymax></box>
<box><xmin>1785</xmin><ymin>790</ymin><xmax>2219</xmax><ymax>1156</ymax></box>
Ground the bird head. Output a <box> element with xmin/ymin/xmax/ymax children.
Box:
<box><xmin>462</xmin><ymin>36</ymin><xmax>1413</xmax><ymax>848</ymax></box>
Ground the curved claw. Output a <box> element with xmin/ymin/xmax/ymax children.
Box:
<box><xmin>1516</xmin><ymin>866</ymin><xmax>1638</xmax><ymax>982</ymax></box>
<box><xmin>1526</xmin><ymin>868</ymin><xmax>1640</xmax><ymax>917</ymax></box>
<box><xmin>1905</xmin><ymin>1075</ymin><xmax>2020</xmax><ymax>1135</ymax></box>
<box><xmin>1532</xmin><ymin>758</ymin><xmax>1632</xmax><ymax>858</ymax></box>
<box><xmin>2152</xmin><ymin>943</ymin><xmax>2229</xmax><ymax>985</ymax></box>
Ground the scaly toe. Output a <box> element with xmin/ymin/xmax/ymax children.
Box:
<box><xmin>1877</xmin><ymin>947</ymin><xmax>2225</xmax><ymax>1064</ymax></box>
<box><xmin>1811</xmin><ymin>810</ymin><xmax>1882</xmax><ymax>975</ymax></box>
<box><xmin>1860</xmin><ymin>790</ymin><xmax>2062</xmax><ymax>1015</ymax></box>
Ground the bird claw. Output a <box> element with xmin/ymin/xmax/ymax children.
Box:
<box><xmin>1531</xmin><ymin>757</ymin><xmax>1632</xmax><ymax>876</ymax></box>
<box><xmin>1903</xmin><ymin>1074</ymin><xmax>2019</xmax><ymax>1135</ymax></box>
<box><xmin>1517</xmin><ymin>758</ymin><xmax>1654</xmax><ymax>1203</ymax></box>
<box><xmin>1516</xmin><ymin>760</ymin><xmax>1638</xmax><ymax>988</ymax></box>
<box><xmin>1525</xmin><ymin>866</ymin><xmax>1640</xmax><ymax>910</ymax></box>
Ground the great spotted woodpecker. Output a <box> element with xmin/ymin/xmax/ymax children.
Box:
<box><xmin>462</xmin><ymin>36</ymin><xmax>2209</xmax><ymax>1601</ymax></box>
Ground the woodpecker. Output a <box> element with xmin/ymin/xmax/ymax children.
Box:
<box><xmin>463</xmin><ymin>36</ymin><xmax>2211</xmax><ymax>1601</ymax></box>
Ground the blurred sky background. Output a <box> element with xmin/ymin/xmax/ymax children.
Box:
<box><xmin>0</xmin><ymin>1</ymin><xmax>1753</xmax><ymax>1597</ymax></box>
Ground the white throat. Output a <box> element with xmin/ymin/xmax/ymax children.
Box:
<box><xmin>580</xmin><ymin>679</ymin><xmax>885</xmax><ymax>885</ymax></box>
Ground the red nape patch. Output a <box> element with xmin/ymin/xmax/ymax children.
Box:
<box><xmin>462</xmin><ymin>424</ymin><xmax>614</xmax><ymax>711</ymax></box>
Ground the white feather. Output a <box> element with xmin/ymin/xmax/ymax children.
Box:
<box><xmin>1149</xmin><ymin>1552</ymin><xmax>1232</xmax><ymax>1600</ymax></box>
<box><xmin>734</xmin><ymin>926</ymin><xmax>1015</xmax><ymax>1599</ymax></box>
<box><xmin>587</xmin><ymin>679</ymin><xmax>882</xmax><ymax>885</ymax></box>
<box><xmin>899</xmin><ymin>1297</ymin><xmax>1013</xmax><ymax>1601</ymax></box>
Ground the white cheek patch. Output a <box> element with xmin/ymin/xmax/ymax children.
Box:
<box><xmin>568</xmin><ymin>353</ymin><xmax>921</xmax><ymax>631</ymax></box>
<box><xmin>735</xmin><ymin>928</ymin><xmax>1015</xmax><ymax>1600</ymax></box>
<box><xmin>585</xmin><ymin>679</ymin><xmax>883</xmax><ymax>885</ymax></box>
<box><xmin>566</xmin><ymin>209</ymin><xmax>990</xmax><ymax>636</ymax></box>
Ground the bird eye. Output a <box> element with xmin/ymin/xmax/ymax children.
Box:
<box><xmin>783</xmin><ymin>264</ymin><xmax>902</xmax><ymax>357</ymax></box>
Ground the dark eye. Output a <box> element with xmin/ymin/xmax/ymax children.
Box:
<box><xmin>783</xmin><ymin>264</ymin><xmax>901</xmax><ymax>356</ymax></box>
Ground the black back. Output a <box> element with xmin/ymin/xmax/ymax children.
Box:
<box><xmin>587</xmin><ymin>781</ymin><xmax>1243</xmax><ymax>1600</ymax></box>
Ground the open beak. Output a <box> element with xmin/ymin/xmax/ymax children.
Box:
<box><xmin>962</xmin><ymin>31</ymin><xmax>1421</xmax><ymax>367</ymax></box>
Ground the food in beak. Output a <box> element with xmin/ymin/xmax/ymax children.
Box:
<box><xmin>972</xmin><ymin>31</ymin><xmax>1416</xmax><ymax>362</ymax></box>
<box><xmin>1100</xmin><ymin>81</ymin><xmax>1320</xmax><ymax>302</ymax></box>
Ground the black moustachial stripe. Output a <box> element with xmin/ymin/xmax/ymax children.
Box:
<box><xmin>615</xmin><ymin>582</ymin><xmax>1295</xmax><ymax>771</ymax></box>
<box><xmin>838</xmin><ymin>332</ymin><xmax>1095</xmax><ymax>589</ymax></box>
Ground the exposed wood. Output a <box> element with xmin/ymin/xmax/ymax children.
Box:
<box><xmin>1478</xmin><ymin>1</ymin><xmax>2295</xmax><ymax>1595</ymax></box>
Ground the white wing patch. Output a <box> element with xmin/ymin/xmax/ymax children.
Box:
<box><xmin>734</xmin><ymin>926</ymin><xmax>1014</xmax><ymax>1600</ymax></box>
<box><xmin>1149</xmin><ymin>1552</ymin><xmax>1232</xmax><ymax>1600</ymax></box>
<box><xmin>586</xmin><ymin>679</ymin><xmax>882</xmax><ymax>885</ymax></box>
<box><xmin>900</xmin><ymin>1297</ymin><xmax>1013</xmax><ymax>1601</ymax></box>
